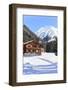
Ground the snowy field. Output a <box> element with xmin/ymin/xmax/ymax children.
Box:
<box><xmin>23</xmin><ymin>52</ymin><xmax>58</xmax><ymax>75</ymax></box>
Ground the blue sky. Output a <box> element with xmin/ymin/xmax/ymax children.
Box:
<box><xmin>23</xmin><ymin>15</ymin><xmax>57</xmax><ymax>32</ymax></box>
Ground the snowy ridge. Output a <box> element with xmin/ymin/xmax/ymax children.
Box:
<box><xmin>35</xmin><ymin>26</ymin><xmax>58</xmax><ymax>42</ymax></box>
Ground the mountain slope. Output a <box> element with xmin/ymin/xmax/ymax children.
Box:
<box><xmin>35</xmin><ymin>26</ymin><xmax>57</xmax><ymax>42</ymax></box>
<box><xmin>23</xmin><ymin>25</ymin><xmax>41</xmax><ymax>43</ymax></box>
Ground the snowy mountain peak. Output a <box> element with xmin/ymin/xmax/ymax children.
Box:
<box><xmin>35</xmin><ymin>26</ymin><xmax>58</xmax><ymax>42</ymax></box>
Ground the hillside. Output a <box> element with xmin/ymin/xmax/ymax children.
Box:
<box><xmin>23</xmin><ymin>25</ymin><xmax>40</xmax><ymax>43</ymax></box>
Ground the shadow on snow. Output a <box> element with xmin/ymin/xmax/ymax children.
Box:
<box><xmin>23</xmin><ymin>58</ymin><xmax>57</xmax><ymax>75</ymax></box>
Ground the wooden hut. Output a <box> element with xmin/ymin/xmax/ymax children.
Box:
<box><xmin>23</xmin><ymin>40</ymin><xmax>44</xmax><ymax>55</ymax></box>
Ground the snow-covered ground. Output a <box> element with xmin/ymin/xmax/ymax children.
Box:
<box><xmin>23</xmin><ymin>52</ymin><xmax>58</xmax><ymax>75</ymax></box>
<box><xmin>24</xmin><ymin>52</ymin><xmax>57</xmax><ymax>65</ymax></box>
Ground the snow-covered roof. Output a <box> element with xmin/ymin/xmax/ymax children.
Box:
<box><xmin>24</xmin><ymin>40</ymin><xmax>34</xmax><ymax>45</ymax></box>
